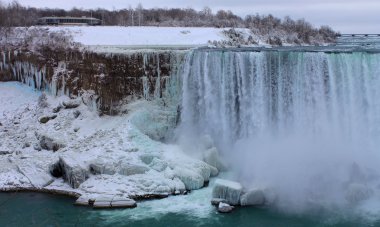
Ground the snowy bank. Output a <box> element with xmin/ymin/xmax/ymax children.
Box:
<box><xmin>46</xmin><ymin>26</ymin><xmax>250</xmax><ymax>47</ymax></box>
<box><xmin>0</xmin><ymin>82</ymin><xmax>218</xmax><ymax>207</ymax></box>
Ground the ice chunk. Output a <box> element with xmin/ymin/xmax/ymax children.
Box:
<box><xmin>174</xmin><ymin>167</ymin><xmax>204</xmax><ymax>190</ymax></box>
<box><xmin>203</xmin><ymin>147</ymin><xmax>219</xmax><ymax>169</ymax></box>
<box><xmin>218</xmin><ymin>202</ymin><xmax>234</xmax><ymax>213</ymax></box>
<box><xmin>89</xmin><ymin>158</ymin><xmax>117</xmax><ymax>175</ymax></box>
<box><xmin>240</xmin><ymin>188</ymin><xmax>265</xmax><ymax>206</ymax></box>
<box><xmin>50</xmin><ymin>156</ymin><xmax>89</xmax><ymax>188</ymax></box>
<box><xmin>111</xmin><ymin>198</ymin><xmax>137</xmax><ymax>208</ymax></box>
<box><xmin>118</xmin><ymin>163</ymin><xmax>150</xmax><ymax>176</ymax></box>
<box><xmin>212</xmin><ymin>179</ymin><xmax>242</xmax><ymax>205</ymax></box>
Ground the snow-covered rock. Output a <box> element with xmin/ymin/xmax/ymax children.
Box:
<box><xmin>240</xmin><ymin>188</ymin><xmax>265</xmax><ymax>206</ymax></box>
<box><xmin>218</xmin><ymin>202</ymin><xmax>234</xmax><ymax>213</ymax></box>
<box><xmin>212</xmin><ymin>179</ymin><xmax>243</xmax><ymax>205</ymax></box>
<box><xmin>17</xmin><ymin>163</ymin><xmax>53</xmax><ymax>188</ymax></box>
<box><xmin>89</xmin><ymin>158</ymin><xmax>117</xmax><ymax>175</ymax></box>
<box><xmin>62</xmin><ymin>99</ymin><xmax>81</xmax><ymax>109</ymax></box>
<box><xmin>39</xmin><ymin>114</ymin><xmax>57</xmax><ymax>124</ymax></box>
<box><xmin>118</xmin><ymin>163</ymin><xmax>150</xmax><ymax>176</ymax></box>
<box><xmin>51</xmin><ymin>156</ymin><xmax>89</xmax><ymax>188</ymax></box>
<box><xmin>38</xmin><ymin>134</ymin><xmax>65</xmax><ymax>151</ymax></box>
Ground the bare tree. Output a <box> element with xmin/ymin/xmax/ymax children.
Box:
<box><xmin>136</xmin><ymin>3</ymin><xmax>143</xmax><ymax>26</ymax></box>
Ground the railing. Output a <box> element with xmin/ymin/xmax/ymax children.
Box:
<box><xmin>335</xmin><ymin>34</ymin><xmax>380</xmax><ymax>46</ymax></box>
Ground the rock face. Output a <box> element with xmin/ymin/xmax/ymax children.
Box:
<box><xmin>240</xmin><ymin>189</ymin><xmax>266</xmax><ymax>206</ymax></box>
<box><xmin>50</xmin><ymin>156</ymin><xmax>89</xmax><ymax>188</ymax></box>
<box><xmin>1</xmin><ymin>49</ymin><xmax>185</xmax><ymax>115</ymax></box>
<box><xmin>212</xmin><ymin>179</ymin><xmax>243</xmax><ymax>205</ymax></box>
<box><xmin>218</xmin><ymin>202</ymin><xmax>234</xmax><ymax>213</ymax></box>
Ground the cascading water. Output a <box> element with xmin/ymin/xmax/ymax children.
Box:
<box><xmin>179</xmin><ymin>49</ymin><xmax>380</xmax><ymax>214</ymax></box>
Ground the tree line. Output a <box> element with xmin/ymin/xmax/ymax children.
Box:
<box><xmin>0</xmin><ymin>0</ymin><xmax>338</xmax><ymax>44</ymax></box>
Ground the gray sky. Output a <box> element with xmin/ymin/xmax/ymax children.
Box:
<box><xmin>3</xmin><ymin>0</ymin><xmax>380</xmax><ymax>33</ymax></box>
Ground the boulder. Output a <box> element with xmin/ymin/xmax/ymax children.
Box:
<box><xmin>212</xmin><ymin>179</ymin><xmax>243</xmax><ymax>205</ymax></box>
<box><xmin>39</xmin><ymin>115</ymin><xmax>57</xmax><ymax>124</ymax></box>
<box><xmin>38</xmin><ymin>134</ymin><xmax>65</xmax><ymax>151</ymax></box>
<box><xmin>240</xmin><ymin>189</ymin><xmax>265</xmax><ymax>206</ymax></box>
<box><xmin>218</xmin><ymin>202</ymin><xmax>234</xmax><ymax>213</ymax></box>
<box><xmin>73</xmin><ymin>110</ymin><xmax>81</xmax><ymax>118</ymax></box>
<box><xmin>50</xmin><ymin>156</ymin><xmax>89</xmax><ymax>188</ymax></box>
<box><xmin>62</xmin><ymin>100</ymin><xmax>81</xmax><ymax>109</ymax></box>
<box><xmin>52</xmin><ymin>105</ymin><xmax>63</xmax><ymax>113</ymax></box>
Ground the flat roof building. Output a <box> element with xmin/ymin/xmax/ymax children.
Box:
<box><xmin>37</xmin><ymin>16</ymin><xmax>102</xmax><ymax>26</ymax></box>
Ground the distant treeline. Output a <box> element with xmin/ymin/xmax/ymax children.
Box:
<box><xmin>0</xmin><ymin>0</ymin><xmax>338</xmax><ymax>44</ymax></box>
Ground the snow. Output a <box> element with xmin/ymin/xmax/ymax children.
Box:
<box><xmin>0</xmin><ymin>81</ymin><xmax>215</xmax><ymax>203</ymax></box>
<box><xmin>45</xmin><ymin>26</ymin><xmax>250</xmax><ymax>47</ymax></box>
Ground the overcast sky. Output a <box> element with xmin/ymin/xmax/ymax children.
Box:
<box><xmin>3</xmin><ymin>0</ymin><xmax>379</xmax><ymax>33</ymax></box>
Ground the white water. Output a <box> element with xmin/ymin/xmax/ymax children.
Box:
<box><xmin>179</xmin><ymin>50</ymin><xmax>380</xmax><ymax>214</ymax></box>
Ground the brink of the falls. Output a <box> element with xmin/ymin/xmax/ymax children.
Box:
<box><xmin>178</xmin><ymin>49</ymin><xmax>380</xmax><ymax>214</ymax></box>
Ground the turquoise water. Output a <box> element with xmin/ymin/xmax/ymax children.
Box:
<box><xmin>0</xmin><ymin>192</ymin><xmax>379</xmax><ymax>227</ymax></box>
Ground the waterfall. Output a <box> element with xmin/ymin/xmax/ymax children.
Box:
<box><xmin>181</xmin><ymin>50</ymin><xmax>380</xmax><ymax>151</ymax></box>
<box><xmin>180</xmin><ymin>49</ymin><xmax>380</xmax><ymax>212</ymax></box>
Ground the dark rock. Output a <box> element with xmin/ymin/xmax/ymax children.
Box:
<box><xmin>62</xmin><ymin>100</ymin><xmax>81</xmax><ymax>109</ymax></box>
<box><xmin>0</xmin><ymin>150</ymin><xmax>13</xmax><ymax>155</ymax></box>
<box><xmin>39</xmin><ymin>134</ymin><xmax>65</xmax><ymax>151</ymax></box>
<box><xmin>52</xmin><ymin>105</ymin><xmax>63</xmax><ymax>113</ymax></box>
<box><xmin>73</xmin><ymin>110</ymin><xmax>81</xmax><ymax>118</ymax></box>
<box><xmin>39</xmin><ymin>115</ymin><xmax>57</xmax><ymax>124</ymax></box>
